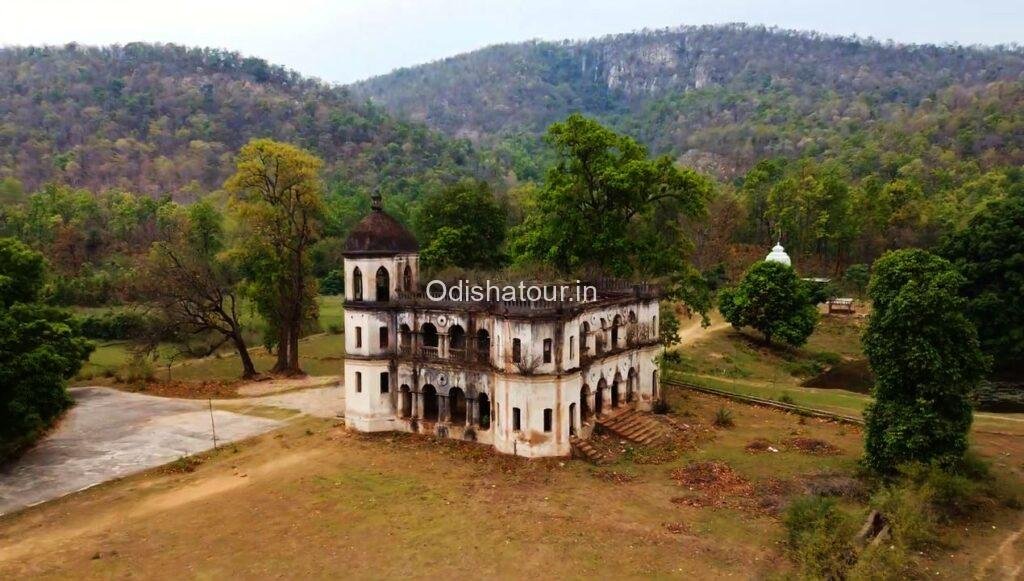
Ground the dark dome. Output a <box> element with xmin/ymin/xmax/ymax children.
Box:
<box><xmin>343</xmin><ymin>209</ymin><xmax>419</xmax><ymax>256</ymax></box>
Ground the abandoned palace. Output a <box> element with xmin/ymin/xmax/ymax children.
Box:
<box><xmin>342</xmin><ymin>194</ymin><xmax>664</xmax><ymax>457</ymax></box>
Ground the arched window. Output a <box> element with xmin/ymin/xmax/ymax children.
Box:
<box><xmin>580</xmin><ymin>321</ymin><xmax>590</xmax><ymax>356</ymax></box>
<box><xmin>403</xmin><ymin>264</ymin><xmax>413</xmax><ymax>292</ymax></box>
<box><xmin>475</xmin><ymin>329</ymin><xmax>490</xmax><ymax>363</ymax></box>
<box><xmin>352</xmin><ymin>267</ymin><xmax>363</xmax><ymax>301</ymax></box>
<box><xmin>612</xmin><ymin>314</ymin><xmax>622</xmax><ymax>348</ymax></box>
<box><xmin>375</xmin><ymin>266</ymin><xmax>390</xmax><ymax>302</ymax></box>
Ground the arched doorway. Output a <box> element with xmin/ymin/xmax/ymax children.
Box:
<box><xmin>399</xmin><ymin>324</ymin><xmax>412</xmax><ymax>354</ymax></box>
<box><xmin>449</xmin><ymin>387</ymin><xmax>467</xmax><ymax>425</ymax></box>
<box><xmin>352</xmin><ymin>267</ymin><xmax>363</xmax><ymax>301</ymax></box>
<box><xmin>422</xmin><ymin>384</ymin><xmax>438</xmax><ymax>421</ymax></box>
<box><xmin>399</xmin><ymin>385</ymin><xmax>412</xmax><ymax>418</ymax></box>
<box><xmin>580</xmin><ymin>384</ymin><xmax>592</xmax><ymax>423</ymax></box>
<box><xmin>421</xmin><ymin>323</ymin><xmax>438</xmax><ymax>357</ymax></box>
<box><xmin>627</xmin><ymin>368</ymin><xmax>637</xmax><ymax>403</ymax></box>
<box><xmin>569</xmin><ymin>402</ymin><xmax>577</xmax><ymax>436</ymax></box>
<box><xmin>478</xmin><ymin>393</ymin><xmax>491</xmax><ymax>430</ymax></box>
<box><xmin>375</xmin><ymin>266</ymin><xmax>390</xmax><ymax>302</ymax></box>
<box><xmin>449</xmin><ymin>325</ymin><xmax>466</xmax><ymax>360</ymax></box>
<box><xmin>612</xmin><ymin>371</ymin><xmax>621</xmax><ymax>408</ymax></box>
<box><xmin>596</xmin><ymin>378</ymin><xmax>606</xmax><ymax>416</ymax></box>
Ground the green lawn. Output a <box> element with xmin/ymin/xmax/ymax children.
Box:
<box><xmin>75</xmin><ymin>296</ymin><xmax>344</xmax><ymax>383</ymax></box>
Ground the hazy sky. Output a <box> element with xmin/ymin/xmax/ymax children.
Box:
<box><xmin>5</xmin><ymin>0</ymin><xmax>1022</xmax><ymax>84</ymax></box>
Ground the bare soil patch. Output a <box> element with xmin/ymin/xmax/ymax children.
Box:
<box><xmin>670</xmin><ymin>461</ymin><xmax>756</xmax><ymax>510</ymax></box>
<box><xmin>786</xmin><ymin>437</ymin><xmax>843</xmax><ymax>456</ymax></box>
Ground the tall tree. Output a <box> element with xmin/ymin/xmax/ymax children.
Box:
<box><xmin>226</xmin><ymin>139</ymin><xmax>324</xmax><ymax>375</ymax></box>
<box><xmin>940</xmin><ymin>194</ymin><xmax>1024</xmax><ymax>374</ymax></box>
<box><xmin>141</xmin><ymin>200</ymin><xmax>257</xmax><ymax>378</ymax></box>
<box><xmin>510</xmin><ymin>114</ymin><xmax>713</xmax><ymax>309</ymax></box>
<box><xmin>415</xmin><ymin>179</ymin><xmax>507</xmax><ymax>270</ymax></box>
<box><xmin>862</xmin><ymin>249</ymin><xmax>988</xmax><ymax>473</ymax></box>
<box><xmin>0</xmin><ymin>238</ymin><xmax>93</xmax><ymax>460</ymax></box>
<box><xmin>718</xmin><ymin>260</ymin><xmax>819</xmax><ymax>347</ymax></box>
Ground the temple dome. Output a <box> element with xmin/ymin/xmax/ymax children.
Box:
<box><xmin>765</xmin><ymin>242</ymin><xmax>791</xmax><ymax>266</ymax></box>
<box><xmin>343</xmin><ymin>194</ymin><xmax>418</xmax><ymax>256</ymax></box>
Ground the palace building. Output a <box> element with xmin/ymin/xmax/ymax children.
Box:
<box><xmin>342</xmin><ymin>194</ymin><xmax>664</xmax><ymax>457</ymax></box>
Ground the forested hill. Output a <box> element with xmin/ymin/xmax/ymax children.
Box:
<box><xmin>352</xmin><ymin>24</ymin><xmax>1024</xmax><ymax>177</ymax></box>
<box><xmin>0</xmin><ymin>43</ymin><xmax>484</xmax><ymax>199</ymax></box>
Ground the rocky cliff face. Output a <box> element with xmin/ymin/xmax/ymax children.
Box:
<box><xmin>350</xmin><ymin>24</ymin><xmax>1024</xmax><ymax>158</ymax></box>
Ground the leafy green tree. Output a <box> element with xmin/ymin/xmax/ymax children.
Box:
<box><xmin>841</xmin><ymin>264</ymin><xmax>870</xmax><ymax>296</ymax></box>
<box><xmin>227</xmin><ymin>139</ymin><xmax>324</xmax><ymax>375</ymax></box>
<box><xmin>416</xmin><ymin>179</ymin><xmax>507</xmax><ymax>270</ymax></box>
<box><xmin>862</xmin><ymin>249</ymin><xmax>988</xmax><ymax>473</ymax></box>
<box><xmin>510</xmin><ymin>114</ymin><xmax>713</xmax><ymax>310</ymax></box>
<box><xmin>0</xmin><ymin>238</ymin><xmax>93</xmax><ymax>460</ymax></box>
<box><xmin>940</xmin><ymin>194</ymin><xmax>1024</xmax><ymax>373</ymax></box>
<box><xmin>718</xmin><ymin>261</ymin><xmax>819</xmax><ymax>347</ymax></box>
<box><xmin>0</xmin><ymin>237</ymin><xmax>46</xmax><ymax>306</ymax></box>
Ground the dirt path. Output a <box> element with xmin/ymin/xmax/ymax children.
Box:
<box><xmin>975</xmin><ymin>517</ymin><xmax>1024</xmax><ymax>580</ymax></box>
<box><xmin>674</xmin><ymin>311</ymin><xmax>730</xmax><ymax>347</ymax></box>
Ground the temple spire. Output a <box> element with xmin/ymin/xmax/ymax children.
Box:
<box><xmin>371</xmin><ymin>188</ymin><xmax>383</xmax><ymax>212</ymax></box>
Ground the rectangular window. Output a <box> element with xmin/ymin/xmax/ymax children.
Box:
<box><xmin>355</xmin><ymin>326</ymin><xmax>363</xmax><ymax>348</ymax></box>
<box><xmin>543</xmin><ymin>408</ymin><xmax>553</xmax><ymax>432</ymax></box>
<box><xmin>379</xmin><ymin>326</ymin><xmax>388</xmax><ymax>348</ymax></box>
<box><xmin>569</xmin><ymin>336</ymin><xmax>575</xmax><ymax>359</ymax></box>
<box><xmin>355</xmin><ymin>371</ymin><xmax>362</xmax><ymax>393</ymax></box>
<box><xmin>512</xmin><ymin>338</ymin><xmax>522</xmax><ymax>363</ymax></box>
<box><xmin>543</xmin><ymin>339</ymin><xmax>552</xmax><ymax>363</ymax></box>
<box><xmin>512</xmin><ymin>407</ymin><xmax>521</xmax><ymax>431</ymax></box>
<box><xmin>380</xmin><ymin>371</ymin><xmax>389</xmax><ymax>393</ymax></box>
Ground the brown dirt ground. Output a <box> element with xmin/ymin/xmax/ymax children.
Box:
<box><xmin>0</xmin><ymin>389</ymin><xmax>1019</xmax><ymax>579</ymax></box>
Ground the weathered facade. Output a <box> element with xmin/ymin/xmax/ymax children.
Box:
<box><xmin>342</xmin><ymin>197</ymin><xmax>663</xmax><ymax>457</ymax></box>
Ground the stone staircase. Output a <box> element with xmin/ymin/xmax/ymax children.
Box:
<box><xmin>570</xmin><ymin>436</ymin><xmax>611</xmax><ymax>465</ymax></box>
<box><xmin>596</xmin><ymin>408</ymin><xmax>673</xmax><ymax>446</ymax></box>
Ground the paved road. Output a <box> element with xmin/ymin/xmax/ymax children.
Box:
<box><xmin>0</xmin><ymin>387</ymin><xmax>282</xmax><ymax>516</ymax></box>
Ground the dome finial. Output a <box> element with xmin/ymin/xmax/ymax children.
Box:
<box><xmin>371</xmin><ymin>188</ymin><xmax>383</xmax><ymax>212</ymax></box>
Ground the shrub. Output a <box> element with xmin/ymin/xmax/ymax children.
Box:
<box><xmin>320</xmin><ymin>269</ymin><xmax>344</xmax><ymax>296</ymax></box>
<box><xmin>77</xmin><ymin>311</ymin><xmax>151</xmax><ymax>341</ymax></box>
<box><xmin>116</xmin><ymin>356</ymin><xmax>156</xmax><ymax>384</ymax></box>
<box><xmin>326</xmin><ymin>323</ymin><xmax>344</xmax><ymax>335</ymax></box>
<box><xmin>778</xmin><ymin>393</ymin><xmax>795</xmax><ymax>405</ymax></box>
<box><xmin>872</xmin><ymin>482</ymin><xmax>938</xmax><ymax>550</ymax></box>
<box><xmin>783</xmin><ymin>496</ymin><xmax>857</xmax><ymax>579</ymax></box>
<box><xmin>848</xmin><ymin>542</ymin><xmax>919</xmax><ymax>580</ymax></box>
<box><xmin>713</xmin><ymin>406</ymin><xmax>734</xmax><ymax>428</ymax></box>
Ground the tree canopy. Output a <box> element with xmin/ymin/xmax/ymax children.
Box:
<box><xmin>862</xmin><ymin>249</ymin><xmax>988</xmax><ymax>472</ymax></box>
<box><xmin>940</xmin><ymin>194</ymin><xmax>1024</xmax><ymax>374</ymax></box>
<box><xmin>717</xmin><ymin>260</ymin><xmax>819</xmax><ymax>347</ymax></box>
<box><xmin>0</xmin><ymin>238</ymin><xmax>93</xmax><ymax>460</ymax></box>
<box><xmin>415</xmin><ymin>179</ymin><xmax>507</xmax><ymax>270</ymax></box>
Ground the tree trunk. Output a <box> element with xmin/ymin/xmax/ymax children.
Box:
<box><xmin>272</xmin><ymin>324</ymin><xmax>289</xmax><ymax>373</ymax></box>
<box><xmin>288</xmin><ymin>324</ymin><xmax>301</xmax><ymax>375</ymax></box>
<box><xmin>232</xmin><ymin>331</ymin><xmax>258</xmax><ymax>379</ymax></box>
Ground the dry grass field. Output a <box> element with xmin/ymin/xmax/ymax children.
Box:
<box><xmin>1</xmin><ymin>386</ymin><xmax>1020</xmax><ymax>579</ymax></box>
